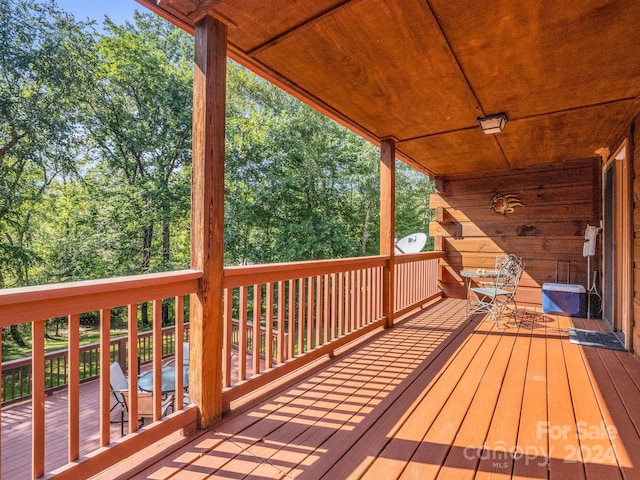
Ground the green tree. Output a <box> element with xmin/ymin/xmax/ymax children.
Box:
<box><xmin>0</xmin><ymin>0</ymin><xmax>91</xmax><ymax>288</ymax></box>
<box><xmin>224</xmin><ymin>63</ymin><xmax>376</xmax><ymax>264</ymax></box>
<box><xmin>224</xmin><ymin>61</ymin><xmax>433</xmax><ymax>265</ymax></box>
<box><xmin>80</xmin><ymin>13</ymin><xmax>193</xmax><ymax>276</ymax></box>
<box><xmin>395</xmin><ymin>162</ymin><xmax>435</xmax><ymax>249</ymax></box>
<box><xmin>0</xmin><ymin>0</ymin><xmax>93</xmax><ymax>346</ymax></box>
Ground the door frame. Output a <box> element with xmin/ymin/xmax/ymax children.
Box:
<box><xmin>602</xmin><ymin>139</ymin><xmax>633</xmax><ymax>351</ymax></box>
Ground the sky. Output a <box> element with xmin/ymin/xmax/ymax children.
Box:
<box><xmin>46</xmin><ymin>0</ymin><xmax>141</xmax><ymax>26</ymax></box>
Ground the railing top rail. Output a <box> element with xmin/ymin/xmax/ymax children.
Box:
<box><xmin>394</xmin><ymin>251</ymin><xmax>443</xmax><ymax>264</ymax></box>
<box><xmin>1</xmin><ymin>324</ymin><xmax>183</xmax><ymax>370</ymax></box>
<box><xmin>0</xmin><ymin>270</ymin><xmax>202</xmax><ymax>327</ymax></box>
<box><xmin>223</xmin><ymin>255</ymin><xmax>388</xmax><ymax>289</ymax></box>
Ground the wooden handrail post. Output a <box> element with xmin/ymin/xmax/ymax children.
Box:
<box><xmin>380</xmin><ymin>138</ymin><xmax>396</xmax><ymax>328</ymax></box>
<box><xmin>190</xmin><ymin>14</ymin><xmax>227</xmax><ymax>428</ymax></box>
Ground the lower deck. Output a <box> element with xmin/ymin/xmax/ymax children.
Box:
<box><xmin>101</xmin><ymin>298</ymin><xmax>640</xmax><ymax>479</ymax></box>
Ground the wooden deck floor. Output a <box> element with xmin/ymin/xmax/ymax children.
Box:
<box><xmin>107</xmin><ymin>298</ymin><xmax>640</xmax><ymax>480</ymax></box>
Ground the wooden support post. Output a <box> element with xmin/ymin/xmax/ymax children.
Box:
<box><xmin>380</xmin><ymin>139</ymin><xmax>396</xmax><ymax>328</ymax></box>
<box><xmin>190</xmin><ymin>15</ymin><xmax>227</xmax><ymax>428</ymax></box>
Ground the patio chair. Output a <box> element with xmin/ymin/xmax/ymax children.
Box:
<box><xmin>470</xmin><ymin>254</ymin><xmax>525</xmax><ymax>326</ymax></box>
<box><xmin>109</xmin><ymin>362</ymin><xmax>128</xmax><ymax>422</ymax></box>
<box><xmin>479</xmin><ymin>253</ymin><xmax>509</xmax><ymax>281</ymax></box>
<box><xmin>119</xmin><ymin>390</ymin><xmax>174</xmax><ymax>436</ymax></box>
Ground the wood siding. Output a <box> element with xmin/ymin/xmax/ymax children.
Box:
<box><xmin>430</xmin><ymin>159</ymin><xmax>601</xmax><ymax>306</ymax></box>
<box><xmin>633</xmin><ymin>119</ymin><xmax>640</xmax><ymax>359</ymax></box>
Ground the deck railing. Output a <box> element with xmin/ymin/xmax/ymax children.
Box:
<box><xmin>0</xmin><ymin>270</ymin><xmax>201</xmax><ymax>479</ymax></box>
<box><xmin>0</xmin><ymin>315</ymin><xmax>284</xmax><ymax>406</ymax></box>
<box><xmin>1</xmin><ymin>324</ymin><xmax>188</xmax><ymax>404</ymax></box>
<box><xmin>221</xmin><ymin>252</ymin><xmax>442</xmax><ymax>406</ymax></box>
<box><xmin>394</xmin><ymin>252</ymin><xmax>441</xmax><ymax>316</ymax></box>
<box><xmin>0</xmin><ymin>252</ymin><xmax>442</xmax><ymax>479</ymax></box>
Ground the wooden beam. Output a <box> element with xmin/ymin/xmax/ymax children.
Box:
<box><xmin>190</xmin><ymin>14</ymin><xmax>227</xmax><ymax>428</ymax></box>
<box><xmin>380</xmin><ymin>139</ymin><xmax>396</xmax><ymax>328</ymax></box>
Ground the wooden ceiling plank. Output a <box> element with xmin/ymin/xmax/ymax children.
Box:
<box><xmin>138</xmin><ymin>0</ymin><xmax>640</xmax><ymax>177</ymax></box>
<box><xmin>253</xmin><ymin>0</ymin><xmax>483</xmax><ymax>140</ymax></box>
<box><xmin>247</xmin><ymin>0</ymin><xmax>356</xmax><ymax>56</ymax></box>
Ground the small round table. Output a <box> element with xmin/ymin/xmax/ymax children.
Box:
<box><xmin>137</xmin><ymin>365</ymin><xmax>189</xmax><ymax>393</ymax></box>
<box><xmin>460</xmin><ymin>269</ymin><xmax>499</xmax><ymax>314</ymax></box>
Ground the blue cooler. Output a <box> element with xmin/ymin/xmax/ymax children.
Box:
<box><xmin>542</xmin><ymin>283</ymin><xmax>587</xmax><ymax>317</ymax></box>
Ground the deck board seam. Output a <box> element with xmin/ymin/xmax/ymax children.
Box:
<box><xmin>435</xmin><ymin>310</ymin><xmax>525</xmax><ymax>479</ymax></box>
<box><xmin>154</xmin><ymin>301</ymin><xmax>467</xmax><ymax>478</ymax></box>
<box><xmin>336</xmin><ymin>307</ymin><xmax>497</xmax><ymax>479</ymax></box>
<box><xmin>237</xmin><ymin>304</ymin><xmax>467</xmax><ymax>479</ymax></box>
<box><xmin>311</xmin><ymin>303</ymin><xmax>482</xmax><ymax>478</ymax></box>
<box><xmin>398</xmin><ymin>315</ymin><xmax>511</xmax><ymax>479</ymax></box>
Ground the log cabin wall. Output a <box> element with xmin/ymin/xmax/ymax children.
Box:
<box><xmin>430</xmin><ymin>159</ymin><xmax>601</xmax><ymax>307</ymax></box>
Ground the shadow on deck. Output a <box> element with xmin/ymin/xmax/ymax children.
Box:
<box><xmin>98</xmin><ymin>297</ymin><xmax>640</xmax><ymax>480</ymax></box>
<box><xmin>6</xmin><ymin>297</ymin><xmax>640</xmax><ymax>480</ymax></box>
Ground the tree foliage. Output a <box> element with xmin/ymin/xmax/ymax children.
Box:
<box><xmin>0</xmin><ymin>0</ymin><xmax>91</xmax><ymax>287</ymax></box>
<box><xmin>1</xmin><ymin>1</ymin><xmax>434</xmax><ymax>283</ymax></box>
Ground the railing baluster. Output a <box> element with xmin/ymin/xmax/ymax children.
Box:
<box><xmin>287</xmin><ymin>279</ymin><xmax>295</xmax><ymax>360</ymax></box>
<box><xmin>68</xmin><ymin>313</ymin><xmax>80</xmax><ymax>461</ymax></box>
<box><xmin>100</xmin><ymin>309</ymin><xmax>111</xmax><ymax>447</ymax></box>
<box><xmin>335</xmin><ymin>272</ymin><xmax>345</xmax><ymax>337</ymax></box>
<box><xmin>266</xmin><ymin>282</ymin><xmax>274</xmax><ymax>368</ymax></box>
<box><xmin>306</xmin><ymin>277</ymin><xmax>313</xmax><ymax>353</ymax></box>
<box><xmin>297</xmin><ymin>278</ymin><xmax>304</xmax><ymax>357</ymax></box>
<box><xmin>152</xmin><ymin>300</ymin><xmax>163</xmax><ymax>420</ymax></box>
<box><xmin>174</xmin><ymin>297</ymin><xmax>184</xmax><ymax>409</ymax></box>
<box><xmin>223</xmin><ymin>289</ymin><xmax>232</xmax><ymax>387</ymax></box>
<box><xmin>364</xmin><ymin>268</ymin><xmax>370</xmax><ymax>324</ymax></box>
<box><xmin>315</xmin><ymin>276</ymin><xmax>321</xmax><ymax>348</ymax></box>
<box><xmin>353</xmin><ymin>270</ymin><xmax>359</xmax><ymax>329</ymax></box>
<box><xmin>128</xmin><ymin>303</ymin><xmax>139</xmax><ymax>433</ymax></box>
<box><xmin>323</xmin><ymin>274</ymin><xmax>330</xmax><ymax>346</ymax></box>
<box><xmin>277</xmin><ymin>280</ymin><xmax>285</xmax><ymax>364</ymax></box>
<box><xmin>252</xmin><ymin>284</ymin><xmax>261</xmax><ymax>376</ymax></box>
<box><xmin>357</xmin><ymin>269</ymin><xmax>362</xmax><ymax>328</ymax></box>
<box><xmin>238</xmin><ymin>286</ymin><xmax>248</xmax><ymax>381</ymax></box>
<box><xmin>342</xmin><ymin>271</ymin><xmax>349</xmax><ymax>335</ymax></box>
<box><xmin>32</xmin><ymin>320</ymin><xmax>45</xmax><ymax>479</ymax></box>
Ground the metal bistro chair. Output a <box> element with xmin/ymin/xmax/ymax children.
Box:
<box><xmin>109</xmin><ymin>362</ymin><xmax>129</xmax><ymax>427</ymax></box>
<box><xmin>470</xmin><ymin>254</ymin><xmax>525</xmax><ymax>326</ymax></box>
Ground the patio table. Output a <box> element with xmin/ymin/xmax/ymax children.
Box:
<box><xmin>137</xmin><ymin>365</ymin><xmax>189</xmax><ymax>394</ymax></box>
<box><xmin>460</xmin><ymin>269</ymin><xmax>499</xmax><ymax>314</ymax></box>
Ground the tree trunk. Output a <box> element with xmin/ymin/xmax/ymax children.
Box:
<box><xmin>140</xmin><ymin>301</ymin><xmax>149</xmax><ymax>328</ymax></box>
<box><xmin>142</xmin><ymin>222</ymin><xmax>154</xmax><ymax>272</ymax></box>
<box><xmin>162</xmin><ymin>220</ymin><xmax>170</xmax><ymax>265</ymax></box>
<box><xmin>361</xmin><ymin>200</ymin><xmax>372</xmax><ymax>253</ymax></box>
<box><xmin>10</xmin><ymin>325</ymin><xmax>27</xmax><ymax>347</ymax></box>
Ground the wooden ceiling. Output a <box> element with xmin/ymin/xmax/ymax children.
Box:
<box><xmin>138</xmin><ymin>0</ymin><xmax>640</xmax><ymax>177</ymax></box>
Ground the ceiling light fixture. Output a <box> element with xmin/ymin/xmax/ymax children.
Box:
<box><xmin>477</xmin><ymin>112</ymin><xmax>508</xmax><ymax>134</ymax></box>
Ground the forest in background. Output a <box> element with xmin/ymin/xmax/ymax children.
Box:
<box><xmin>1</xmin><ymin>0</ymin><xmax>434</xmax><ymax>354</ymax></box>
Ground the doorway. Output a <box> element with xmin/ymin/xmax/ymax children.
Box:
<box><xmin>602</xmin><ymin>141</ymin><xmax>632</xmax><ymax>350</ymax></box>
